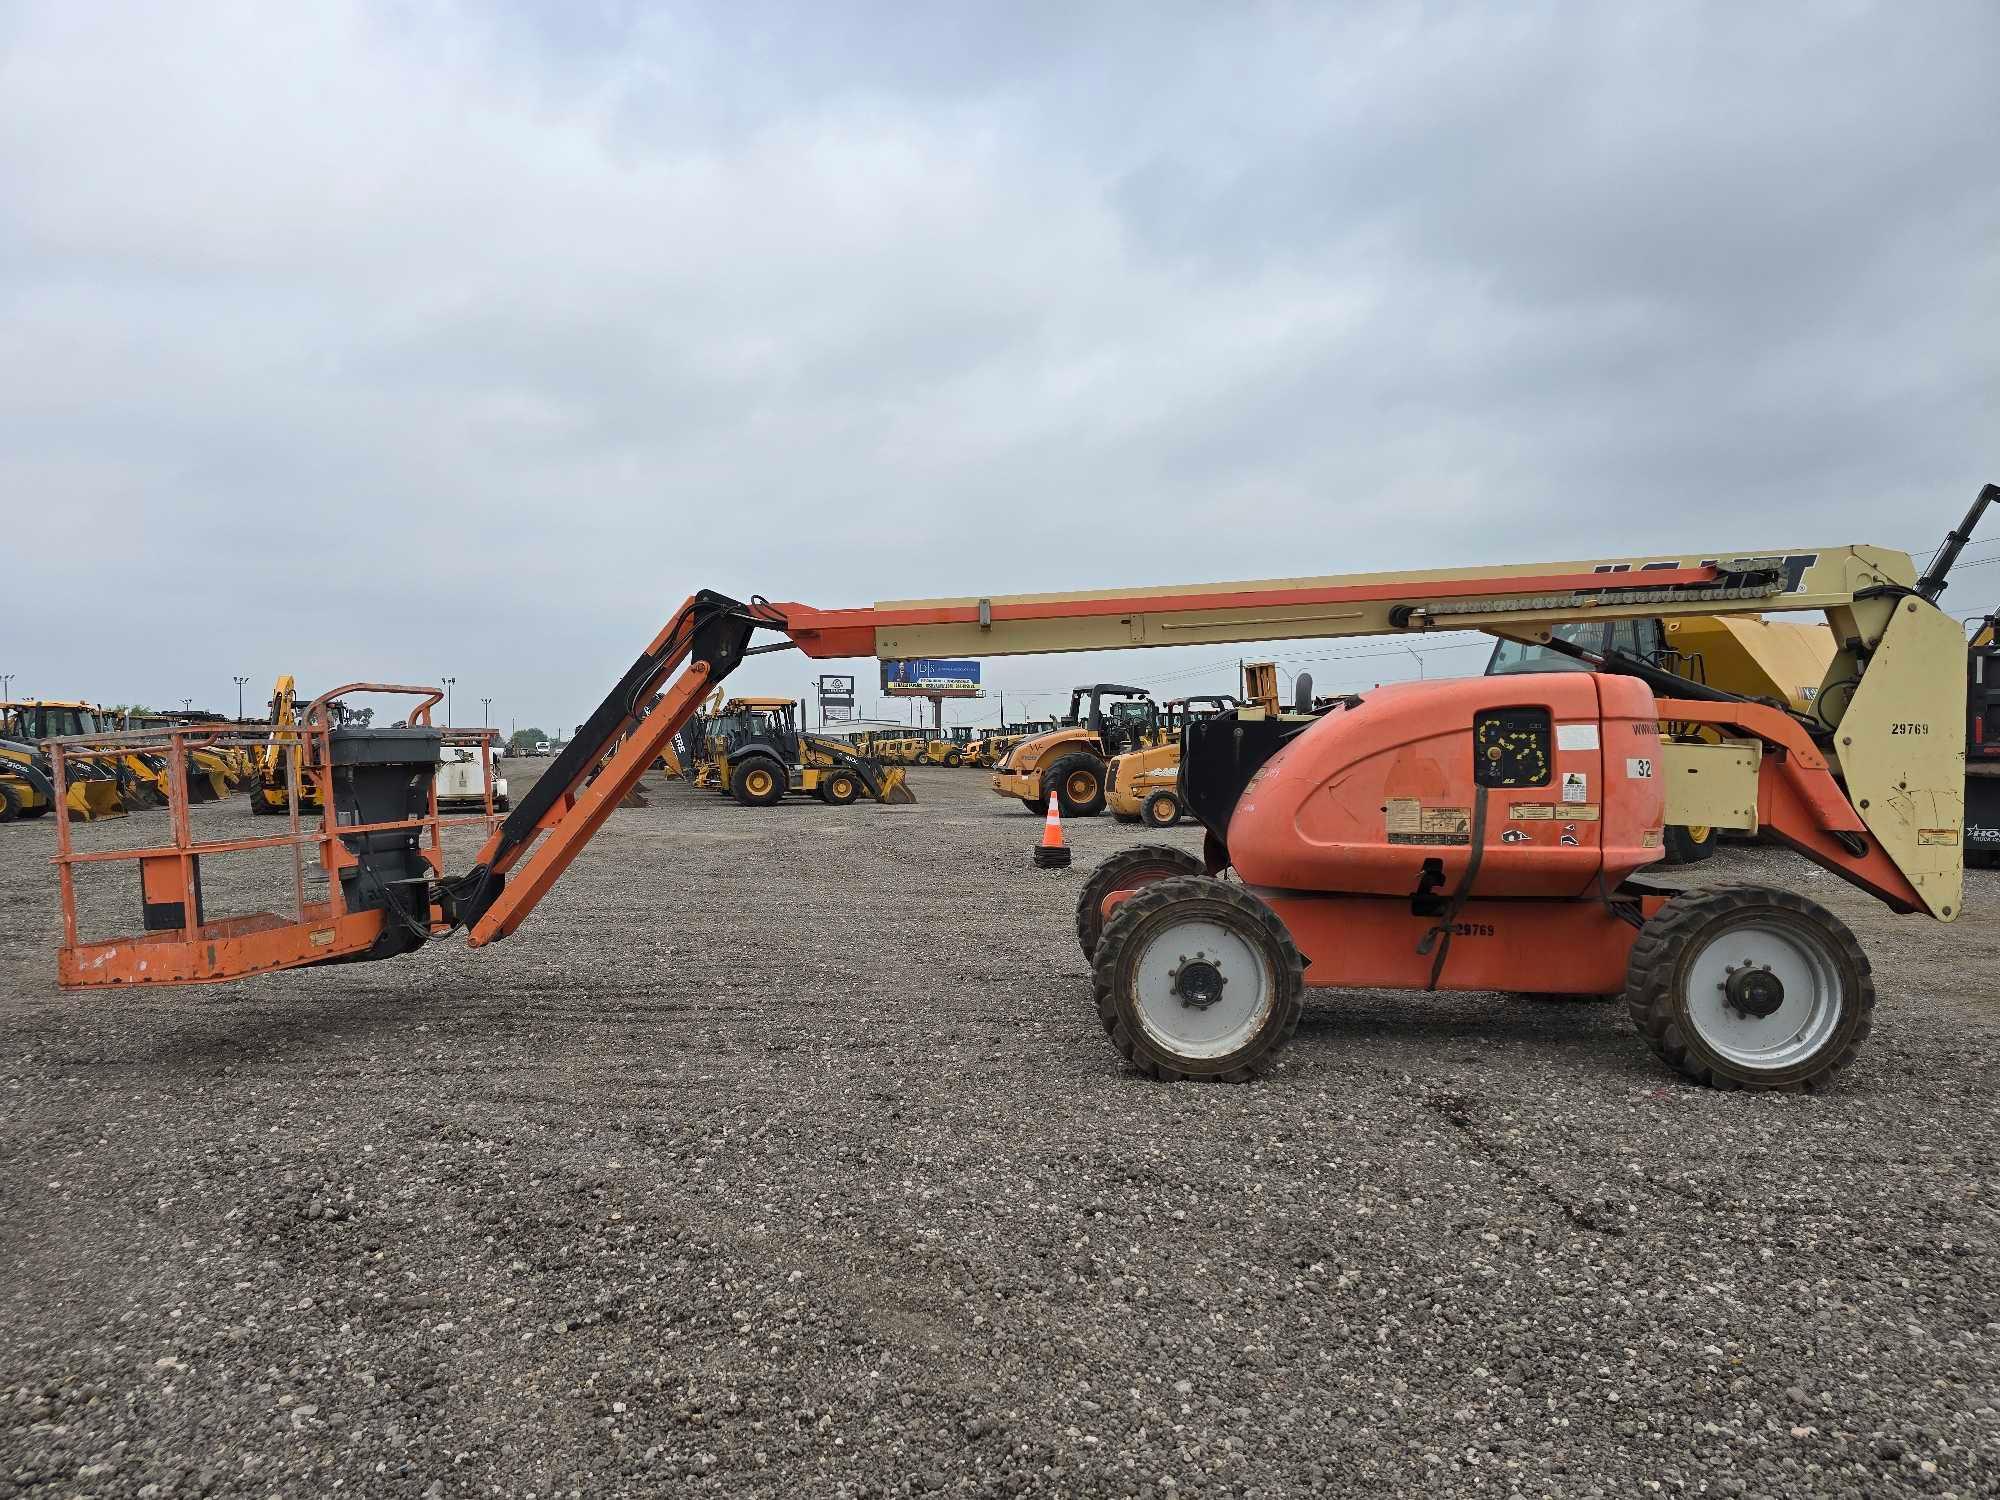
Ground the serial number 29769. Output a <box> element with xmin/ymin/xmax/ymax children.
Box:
<box><xmin>1890</xmin><ymin>722</ymin><xmax>1932</xmax><ymax>735</ymax></box>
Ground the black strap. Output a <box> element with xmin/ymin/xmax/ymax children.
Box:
<box><xmin>1415</xmin><ymin>787</ymin><xmax>1489</xmax><ymax>991</ymax></box>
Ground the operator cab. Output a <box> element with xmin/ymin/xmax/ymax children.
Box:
<box><xmin>1485</xmin><ymin>620</ymin><xmax>1672</xmax><ymax>678</ymax></box>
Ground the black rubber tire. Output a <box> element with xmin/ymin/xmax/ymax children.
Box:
<box><xmin>1093</xmin><ymin>876</ymin><xmax>1304</xmax><ymax>1082</ymax></box>
<box><xmin>944</xmin><ymin>749</ymin><xmax>962</xmax><ymax>767</ymax></box>
<box><xmin>1075</xmin><ymin>843</ymin><xmax>1206</xmax><ymax>960</ymax></box>
<box><xmin>1020</xmin><ymin>795</ymin><xmax>1049</xmax><ymax>816</ymax></box>
<box><xmin>0</xmin><ymin>781</ymin><xmax>18</xmax><ymax>823</ymax></box>
<box><xmin>732</xmin><ymin>757</ymin><xmax>788</xmax><ymax>807</ymax></box>
<box><xmin>1045</xmin><ymin>752</ymin><xmax>1107</xmax><ymax>818</ymax></box>
<box><xmin>1625</xmin><ymin>886</ymin><xmax>1873</xmax><ymax>1092</ymax></box>
<box><xmin>1142</xmin><ymin>789</ymin><xmax>1182</xmax><ymax>828</ymax></box>
<box><xmin>822</xmin><ymin>770</ymin><xmax>862</xmax><ymax>806</ymax></box>
<box><xmin>1661</xmin><ymin>823</ymin><xmax>1717</xmax><ymax>865</ymax></box>
<box><xmin>249</xmin><ymin>785</ymin><xmax>281</xmax><ymax>817</ymax></box>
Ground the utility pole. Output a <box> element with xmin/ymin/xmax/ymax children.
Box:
<box><xmin>442</xmin><ymin>676</ymin><xmax>455</xmax><ymax>726</ymax></box>
<box><xmin>233</xmin><ymin>675</ymin><xmax>249</xmax><ymax>721</ymax></box>
<box><xmin>481</xmin><ymin>696</ymin><xmax>493</xmax><ymax>728</ymax></box>
<box><xmin>1</xmin><ymin>673</ymin><xmax>12</xmax><ymax>702</ymax></box>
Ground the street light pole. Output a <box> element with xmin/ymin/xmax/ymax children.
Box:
<box><xmin>181</xmin><ymin>698</ymin><xmax>193</xmax><ymax>715</ymax></box>
<box><xmin>442</xmin><ymin>676</ymin><xmax>455</xmax><ymax>726</ymax></box>
<box><xmin>1</xmin><ymin>673</ymin><xmax>12</xmax><ymax>702</ymax></box>
<box><xmin>233</xmin><ymin>675</ymin><xmax>250</xmax><ymax>721</ymax></box>
<box><xmin>481</xmin><ymin>696</ymin><xmax>492</xmax><ymax>728</ymax></box>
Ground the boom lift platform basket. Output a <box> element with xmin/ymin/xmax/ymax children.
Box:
<box><xmin>49</xmin><ymin>685</ymin><xmax>505</xmax><ymax>986</ymax></box>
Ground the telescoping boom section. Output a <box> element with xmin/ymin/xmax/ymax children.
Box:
<box><xmin>50</xmin><ymin>493</ymin><xmax>1989</xmax><ymax>998</ymax></box>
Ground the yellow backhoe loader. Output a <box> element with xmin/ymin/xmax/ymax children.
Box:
<box><xmin>915</xmin><ymin>726</ymin><xmax>976</xmax><ymax>766</ymax></box>
<box><xmin>711</xmin><ymin>697</ymin><xmax>914</xmax><ymax>806</ymax></box>
<box><xmin>248</xmin><ymin>676</ymin><xmax>327</xmax><ymax>816</ymax></box>
<box><xmin>0</xmin><ymin>703</ymin><xmax>129</xmax><ymax>818</ymax></box>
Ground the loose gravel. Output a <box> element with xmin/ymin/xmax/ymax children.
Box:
<box><xmin>2</xmin><ymin>765</ymin><xmax>1997</xmax><ymax>1498</ymax></box>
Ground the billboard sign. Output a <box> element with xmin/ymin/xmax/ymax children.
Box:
<box><xmin>881</xmin><ymin>658</ymin><xmax>982</xmax><ymax>694</ymax></box>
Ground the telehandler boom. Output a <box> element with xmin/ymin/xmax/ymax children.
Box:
<box><xmin>47</xmin><ymin>485</ymin><xmax>1994</xmax><ymax>1091</ymax></box>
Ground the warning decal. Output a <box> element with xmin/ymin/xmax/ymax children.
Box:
<box><xmin>1561</xmin><ymin>771</ymin><xmax>1589</xmax><ymax>804</ymax></box>
<box><xmin>1386</xmin><ymin>802</ymin><xmax>1472</xmax><ymax>846</ymax></box>
<box><xmin>1508</xmin><ymin>803</ymin><xmax>1555</xmax><ymax>821</ymax></box>
<box><xmin>1918</xmin><ymin>827</ymin><xmax>1960</xmax><ymax>846</ymax></box>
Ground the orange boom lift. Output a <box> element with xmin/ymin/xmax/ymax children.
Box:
<box><xmin>46</xmin><ymin>486</ymin><xmax>1994</xmax><ymax>1092</ymax></box>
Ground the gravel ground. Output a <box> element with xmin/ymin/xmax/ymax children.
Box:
<box><xmin>2</xmin><ymin>764</ymin><xmax>1998</xmax><ymax>1499</ymax></box>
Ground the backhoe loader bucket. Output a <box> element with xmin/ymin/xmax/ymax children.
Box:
<box><xmin>875</xmin><ymin>766</ymin><xmax>917</xmax><ymax>805</ymax></box>
<box><xmin>186</xmin><ymin>751</ymin><xmax>229</xmax><ymax>803</ymax></box>
<box><xmin>69</xmin><ymin>775</ymin><xmax>125</xmax><ymax>821</ymax></box>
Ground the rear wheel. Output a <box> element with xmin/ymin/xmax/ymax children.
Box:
<box><xmin>1046</xmin><ymin>753</ymin><xmax>1107</xmax><ymax>818</ymax></box>
<box><xmin>1142</xmin><ymin>789</ymin><xmax>1182</xmax><ymax>828</ymax></box>
<box><xmin>249</xmin><ymin>784</ymin><xmax>281</xmax><ymax>816</ymax></box>
<box><xmin>1625</xmin><ymin>887</ymin><xmax>1872</xmax><ymax>1091</ymax></box>
<box><xmin>944</xmin><ymin>748</ymin><xmax>963</xmax><ymax>767</ymax></box>
<box><xmin>1093</xmin><ymin>876</ymin><xmax>1303</xmax><ymax>1082</ymax></box>
<box><xmin>1661</xmin><ymin>824</ymin><xmax>1716</xmax><ymax>865</ymax></box>
<box><xmin>822</xmin><ymin>769</ymin><xmax>862</xmax><ymax>805</ymax></box>
<box><xmin>1076</xmin><ymin>844</ymin><xmax>1206</xmax><ymax>959</ymax></box>
<box><xmin>732</xmin><ymin>757</ymin><xmax>788</xmax><ymax>808</ymax></box>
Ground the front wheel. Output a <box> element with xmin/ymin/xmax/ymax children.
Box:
<box><xmin>1075</xmin><ymin>844</ymin><xmax>1206</xmax><ymax>959</ymax></box>
<box><xmin>1045</xmin><ymin>753</ymin><xmax>1107</xmax><ymax>818</ymax></box>
<box><xmin>821</xmin><ymin>770</ymin><xmax>861</xmax><ymax>806</ymax></box>
<box><xmin>1625</xmin><ymin>887</ymin><xmax>1872</xmax><ymax>1091</ymax></box>
<box><xmin>1092</xmin><ymin>876</ymin><xmax>1303</xmax><ymax>1082</ymax></box>
<box><xmin>1141</xmin><ymin>789</ymin><xmax>1182</xmax><ymax>828</ymax></box>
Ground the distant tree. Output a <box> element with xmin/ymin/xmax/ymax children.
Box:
<box><xmin>507</xmin><ymin>727</ymin><xmax>548</xmax><ymax>756</ymax></box>
<box><xmin>352</xmin><ymin>706</ymin><xmax>375</xmax><ymax>728</ymax></box>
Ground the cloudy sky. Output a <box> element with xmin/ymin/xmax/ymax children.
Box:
<box><xmin>3</xmin><ymin>1</ymin><xmax>1995</xmax><ymax>734</ymax></box>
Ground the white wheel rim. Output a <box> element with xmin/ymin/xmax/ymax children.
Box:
<box><xmin>1128</xmin><ymin>914</ymin><xmax>1276</xmax><ymax>1061</ymax></box>
<box><xmin>1683</xmin><ymin>916</ymin><xmax>1844</xmax><ymax>1070</ymax></box>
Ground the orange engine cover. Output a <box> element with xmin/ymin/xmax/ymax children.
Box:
<box><xmin>1227</xmin><ymin>673</ymin><xmax>1666</xmax><ymax>898</ymax></box>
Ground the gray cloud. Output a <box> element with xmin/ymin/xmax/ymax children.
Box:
<box><xmin>1</xmin><ymin>1</ymin><xmax>1994</xmax><ymax>731</ymax></box>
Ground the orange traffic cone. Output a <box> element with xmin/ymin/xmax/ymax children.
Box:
<box><xmin>1034</xmin><ymin>792</ymin><xmax>1071</xmax><ymax>869</ymax></box>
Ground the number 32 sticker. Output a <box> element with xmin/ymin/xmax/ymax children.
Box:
<box><xmin>1627</xmin><ymin>757</ymin><xmax>1655</xmax><ymax>779</ymax></box>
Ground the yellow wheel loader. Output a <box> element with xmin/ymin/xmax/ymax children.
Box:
<box><xmin>712</xmin><ymin>698</ymin><xmax>914</xmax><ymax>807</ymax></box>
<box><xmin>990</xmin><ymin>686</ymin><xmax>1157</xmax><ymax>817</ymax></box>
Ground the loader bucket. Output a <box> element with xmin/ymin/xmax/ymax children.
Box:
<box><xmin>69</xmin><ymin>778</ymin><xmax>125</xmax><ymax>821</ymax></box>
<box><xmin>875</xmin><ymin>767</ymin><xmax>917</xmax><ymax>805</ymax></box>
<box><xmin>186</xmin><ymin>752</ymin><xmax>229</xmax><ymax>804</ymax></box>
